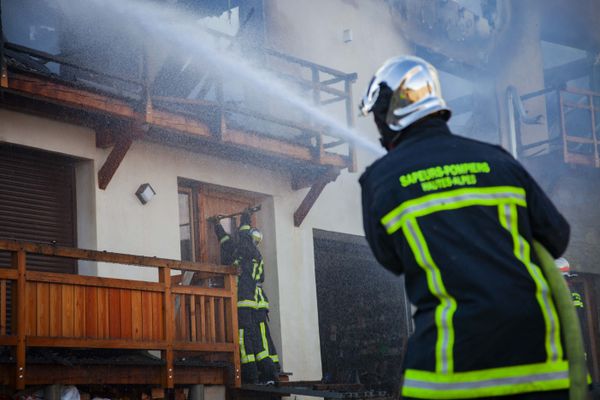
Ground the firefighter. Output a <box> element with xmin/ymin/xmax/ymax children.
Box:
<box><xmin>359</xmin><ymin>56</ymin><xmax>571</xmax><ymax>400</ymax></box>
<box><xmin>555</xmin><ymin>257</ymin><xmax>584</xmax><ymax>309</ymax></box>
<box><xmin>211</xmin><ymin>211</ymin><xmax>279</xmax><ymax>384</ymax></box>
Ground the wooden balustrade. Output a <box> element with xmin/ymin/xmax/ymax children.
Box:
<box><xmin>0</xmin><ymin>240</ymin><xmax>241</xmax><ymax>389</ymax></box>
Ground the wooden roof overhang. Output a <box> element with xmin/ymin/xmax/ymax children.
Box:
<box><xmin>0</xmin><ymin>41</ymin><xmax>358</xmax><ymax>226</ymax></box>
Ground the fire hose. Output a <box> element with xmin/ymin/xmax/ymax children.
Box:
<box><xmin>534</xmin><ymin>241</ymin><xmax>588</xmax><ymax>400</ymax></box>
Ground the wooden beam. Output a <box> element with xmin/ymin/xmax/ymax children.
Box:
<box><xmin>14</xmin><ymin>250</ymin><xmax>26</xmax><ymax>390</ymax></box>
<box><xmin>26</xmin><ymin>270</ymin><xmax>165</xmax><ymax>292</ymax></box>
<box><xmin>0</xmin><ymin>6</ymin><xmax>7</xmax><ymax>89</ymax></box>
<box><xmin>96</xmin><ymin>128</ymin><xmax>117</xmax><ymax>149</ymax></box>
<box><xmin>160</xmin><ymin>267</ymin><xmax>175</xmax><ymax>389</ymax></box>
<box><xmin>227</xmin><ymin>274</ymin><xmax>241</xmax><ymax>388</ymax></box>
<box><xmin>98</xmin><ymin>134</ymin><xmax>133</xmax><ymax>190</ymax></box>
<box><xmin>152</xmin><ymin>108</ymin><xmax>212</xmax><ymax>138</ymax></box>
<box><xmin>293</xmin><ymin>170</ymin><xmax>340</xmax><ymax>227</ymax></box>
<box><xmin>0</xmin><ymin>239</ymin><xmax>238</xmax><ymax>275</ymax></box>
<box><xmin>8</xmin><ymin>73</ymin><xmax>136</xmax><ymax>118</ymax></box>
<box><xmin>0</xmin><ymin>364</ymin><xmax>227</xmax><ymax>385</ymax></box>
<box><xmin>5</xmin><ymin>71</ymin><xmax>352</xmax><ymax>172</ymax></box>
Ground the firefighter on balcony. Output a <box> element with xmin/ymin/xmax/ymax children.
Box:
<box><xmin>359</xmin><ymin>56</ymin><xmax>571</xmax><ymax>399</ymax></box>
<box><xmin>210</xmin><ymin>209</ymin><xmax>279</xmax><ymax>384</ymax></box>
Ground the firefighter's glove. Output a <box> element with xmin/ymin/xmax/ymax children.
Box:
<box><xmin>207</xmin><ymin>215</ymin><xmax>225</xmax><ymax>224</ymax></box>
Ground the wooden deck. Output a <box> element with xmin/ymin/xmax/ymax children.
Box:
<box><xmin>0</xmin><ymin>240</ymin><xmax>241</xmax><ymax>389</ymax></box>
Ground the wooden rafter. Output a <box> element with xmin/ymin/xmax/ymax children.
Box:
<box><xmin>293</xmin><ymin>169</ymin><xmax>340</xmax><ymax>227</ymax></box>
<box><xmin>97</xmin><ymin>133</ymin><xmax>133</xmax><ymax>190</ymax></box>
<box><xmin>0</xmin><ymin>8</ymin><xmax>6</xmax><ymax>89</ymax></box>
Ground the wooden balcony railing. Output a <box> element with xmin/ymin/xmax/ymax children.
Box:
<box><xmin>0</xmin><ymin>29</ymin><xmax>357</xmax><ymax>175</ymax></box>
<box><xmin>0</xmin><ymin>240</ymin><xmax>240</xmax><ymax>389</ymax></box>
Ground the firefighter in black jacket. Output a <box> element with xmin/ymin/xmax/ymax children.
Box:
<box><xmin>359</xmin><ymin>56</ymin><xmax>571</xmax><ymax>400</ymax></box>
<box><xmin>212</xmin><ymin>211</ymin><xmax>279</xmax><ymax>384</ymax></box>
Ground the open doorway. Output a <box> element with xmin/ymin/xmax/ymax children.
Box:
<box><xmin>313</xmin><ymin>229</ymin><xmax>412</xmax><ymax>395</ymax></box>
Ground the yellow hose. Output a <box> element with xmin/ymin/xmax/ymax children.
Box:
<box><xmin>533</xmin><ymin>241</ymin><xmax>588</xmax><ymax>400</ymax></box>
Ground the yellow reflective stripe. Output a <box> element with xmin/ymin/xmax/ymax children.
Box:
<box><xmin>498</xmin><ymin>204</ymin><xmax>563</xmax><ymax>362</ymax></box>
<box><xmin>256</xmin><ymin>322</ymin><xmax>270</xmax><ymax>361</ymax></box>
<box><xmin>239</xmin><ymin>225</ymin><xmax>251</xmax><ymax>231</ymax></box>
<box><xmin>255</xmin><ymin>300</ymin><xmax>269</xmax><ymax>309</ymax></box>
<box><xmin>252</xmin><ymin>259</ymin><xmax>259</xmax><ymax>280</ymax></box>
<box><xmin>258</xmin><ymin>260</ymin><xmax>264</xmax><ymax>280</ymax></box>
<box><xmin>254</xmin><ymin>287</ymin><xmax>269</xmax><ymax>309</ymax></box>
<box><xmin>220</xmin><ymin>235</ymin><xmax>230</xmax><ymax>244</ymax></box>
<box><xmin>382</xmin><ymin>186</ymin><xmax>526</xmax><ymax>235</ymax></box>
<box><xmin>402</xmin><ymin>361</ymin><xmax>569</xmax><ymax>399</ymax></box>
<box><xmin>239</xmin><ymin>329</ymin><xmax>256</xmax><ymax>364</ymax></box>
<box><xmin>238</xmin><ymin>299</ymin><xmax>258</xmax><ymax>308</ymax></box>
<box><xmin>403</xmin><ymin>218</ymin><xmax>457</xmax><ymax>374</ymax></box>
<box><xmin>238</xmin><ymin>298</ymin><xmax>269</xmax><ymax>309</ymax></box>
<box><xmin>270</xmin><ymin>355</ymin><xmax>279</xmax><ymax>363</ymax></box>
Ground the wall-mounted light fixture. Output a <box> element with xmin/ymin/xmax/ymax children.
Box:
<box><xmin>343</xmin><ymin>29</ymin><xmax>353</xmax><ymax>43</ymax></box>
<box><xmin>135</xmin><ymin>183</ymin><xmax>156</xmax><ymax>205</ymax></box>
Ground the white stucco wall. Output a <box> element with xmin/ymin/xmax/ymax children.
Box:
<box><xmin>263</xmin><ymin>0</ymin><xmax>413</xmax><ymax>381</ymax></box>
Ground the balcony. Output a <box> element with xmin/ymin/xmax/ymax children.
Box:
<box><xmin>0</xmin><ymin>240</ymin><xmax>240</xmax><ymax>389</ymax></box>
<box><xmin>515</xmin><ymin>86</ymin><xmax>600</xmax><ymax>169</ymax></box>
<box><xmin>0</xmin><ymin>13</ymin><xmax>358</xmax><ymax>191</ymax></box>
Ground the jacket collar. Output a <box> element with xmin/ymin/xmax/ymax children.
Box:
<box><xmin>390</xmin><ymin>117</ymin><xmax>452</xmax><ymax>149</ymax></box>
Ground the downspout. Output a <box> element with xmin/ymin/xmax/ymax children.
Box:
<box><xmin>506</xmin><ymin>85</ymin><xmax>544</xmax><ymax>159</ymax></box>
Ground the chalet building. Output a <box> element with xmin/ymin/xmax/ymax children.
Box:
<box><xmin>0</xmin><ymin>0</ymin><xmax>599</xmax><ymax>397</ymax></box>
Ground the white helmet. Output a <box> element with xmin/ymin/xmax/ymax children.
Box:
<box><xmin>359</xmin><ymin>56</ymin><xmax>451</xmax><ymax>149</ymax></box>
<box><xmin>555</xmin><ymin>257</ymin><xmax>571</xmax><ymax>275</ymax></box>
<box><xmin>249</xmin><ymin>228</ymin><xmax>263</xmax><ymax>246</ymax></box>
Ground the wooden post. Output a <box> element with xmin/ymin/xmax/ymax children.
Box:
<box><xmin>0</xmin><ymin>2</ymin><xmax>8</xmax><ymax>88</ymax></box>
<box><xmin>97</xmin><ymin>134</ymin><xmax>133</xmax><ymax>190</ymax></box>
<box><xmin>160</xmin><ymin>267</ymin><xmax>175</xmax><ymax>388</ymax></box>
<box><xmin>141</xmin><ymin>48</ymin><xmax>153</xmax><ymax>127</ymax></box>
<box><xmin>345</xmin><ymin>78</ymin><xmax>357</xmax><ymax>173</ymax></box>
<box><xmin>14</xmin><ymin>249</ymin><xmax>26</xmax><ymax>389</ymax></box>
<box><xmin>215</xmin><ymin>73</ymin><xmax>224</xmax><ymax>141</ymax></box>
<box><xmin>311</xmin><ymin>67</ymin><xmax>323</xmax><ymax>162</ymax></box>
<box><xmin>589</xmin><ymin>93</ymin><xmax>599</xmax><ymax>167</ymax></box>
<box><xmin>225</xmin><ymin>274</ymin><xmax>241</xmax><ymax>387</ymax></box>
<box><xmin>558</xmin><ymin>90</ymin><xmax>568</xmax><ymax>165</ymax></box>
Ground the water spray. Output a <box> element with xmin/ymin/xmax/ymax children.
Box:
<box><xmin>56</xmin><ymin>0</ymin><xmax>385</xmax><ymax>158</ymax></box>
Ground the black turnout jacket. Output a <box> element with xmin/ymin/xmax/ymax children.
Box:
<box><xmin>360</xmin><ymin>118</ymin><xmax>570</xmax><ymax>399</ymax></box>
<box><xmin>215</xmin><ymin>220</ymin><xmax>269</xmax><ymax>310</ymax></box>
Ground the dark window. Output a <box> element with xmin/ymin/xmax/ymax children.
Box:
<box><xmin>178</xmin><ymin>188</ymin><xmax>195</xmax><ymax>262</ymax></box>
<box><xmin>0</xmin><ymin>144</ymin><xmax>77</xmax><ymax>273</ymax></box>
<box><xmin>314</xmin><ymin>230</ymin><xmax>412</xmax><ymax>395</ymax></box>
